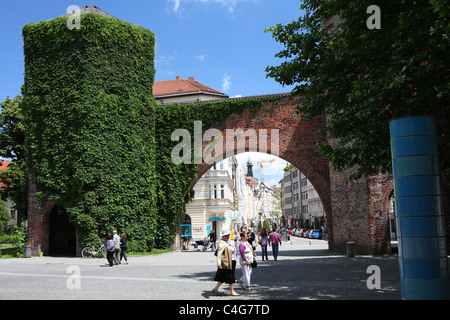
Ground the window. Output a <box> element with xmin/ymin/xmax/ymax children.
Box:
<box><xmin>210</xmin><ymin>184</ymin><xmax>225</xmax><ymax>199</ymax></box>
<box><xmin>301</xmin><ymin>178</ymin><xmax>307</xmax><ymax>187</ymax></box>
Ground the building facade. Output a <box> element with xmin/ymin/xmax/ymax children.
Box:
<box><xmin>153</xmin><ymin>76</ymin><xmax>228</xmax><ymax>105</ymax></box>
<box><xmin>185</xmin><ymin>157</ymin><xmax>238</xmax><ymax>242</ymax></box>
<box><xmin>282</xmin><ymin>165</ymin><xmax>326</xmax><ymax>229</ymax></box>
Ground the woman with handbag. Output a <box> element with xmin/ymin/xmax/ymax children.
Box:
<box><xmin>212</xmin><ymin>229</ymin><xmax>240</xmax><ymax>296</ymax></box>
<box><xmin>238</xmin><ymin>232</ymin><xmax>255</xmax><ymax>291</ymax></box>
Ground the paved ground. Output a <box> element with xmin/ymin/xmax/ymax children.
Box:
<box><xmin>0</xmin><ymin>236</ymin><xmax>401</xmax><ymax>301</ymax></box>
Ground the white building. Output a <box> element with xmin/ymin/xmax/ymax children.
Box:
<box><xmin>239</xmin><ymin>161</ymin><xmax>279</xmax><ymax>230</ymax></box>
<box><xmin>185</xmin><ymin>157</ymin><xmax>238</xmax><ymax>242</ymax></box>
<box><xmin>153</xmin><ymin>76</ymin><xmax>228</xmax><ymax>105</ymax></box>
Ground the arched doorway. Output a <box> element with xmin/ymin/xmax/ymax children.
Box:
<box><xmin>49</xmin><ymin>206</ymin><xmax>76</xmax><ymax>256</ymax></box>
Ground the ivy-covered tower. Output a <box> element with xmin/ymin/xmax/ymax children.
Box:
<box><xmin>22</xmin><ymin>6</ymin><xmax>158</xmax><ymax>255</ymax></box>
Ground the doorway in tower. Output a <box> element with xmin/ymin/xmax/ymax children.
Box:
<box><xmin>49</xmin><ymin>205</ymin><xmax>76</xmax><ymax>256</ymax></box>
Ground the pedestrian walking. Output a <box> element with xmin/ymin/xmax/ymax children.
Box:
<box><xmin>212</xmin><ymin>229</ymin><xmax>240</xmax><ymax>296</ymax></box>
<box><xmin>268</xmin><ymin>227</ymin><xmax>282</xmax><ymax>261</ymax></box>
<box><xmin>227</xmin><ymin>233</ymin><xmax>238</xmax><ymax>286</ymax></box>
<box><xmin>238</xmin><ymin>232</ymin><xmax>254</xmax><ymax>291</ymax></box>
<box><xmin>120</xmin><ymin>233</ymin><xmax>128</xmax><ymax>264</ymax></box>
<box><xmin>259</xmin><ymin>227</ymin><xmax>269</xmax><ymax>261</ymax></box>
<box><xmin>248</xmin><ymin>227</ymin><xmax>256</xmax><ymax>251</ymax></box>
<box><xmin>208</xmin><ymin>231</ymin><xmax>216</xmax><ymax>250</ymax></box>
<box><xmin>113</xmin><ymin>230</ymin><xmax>121</xmax><ymax>264</ymax></box>
<box><xmin>106</xmin><ymin>235</ymin><xmax>115</xmax><ymax>266</ymax></box>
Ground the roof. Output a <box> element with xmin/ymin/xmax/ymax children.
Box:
<box><xmin>0</xmin><ymin>160</ymin><xmax>10</xmax><ymax>190</ymax></box>
<box><xmin>245</xmin><ymin>175</ymin><xmax>259</xmax><ymax>188</ymax></box>
<box><xmin>179</xmin><ymin>92</ymin><xmax>292</xmax><ymax>105</ymax></box>
<box><xmin>0</xmin><ymin>160</ymin><xmax>10</xmax><ymax>171</ymax></box>
<box><xmin>58</xmin><ymin>5</ymin><xmax>119</xmax><ymax>20</ymax></box>
<box><xmin>153</xmin><ymin>76</ymin><xmax>228</xmax><ymax>99</ymax></box>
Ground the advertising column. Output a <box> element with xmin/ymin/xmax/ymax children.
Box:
<box><xmin>389</xmin><ymin>115</ymin><xmax>449</xmax><ymax>299</ymax></box>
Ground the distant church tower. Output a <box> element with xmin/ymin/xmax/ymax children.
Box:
<box><xmin>246</xmin><ymin>160</ymin><xmax>253</xmax><ymax>177</ymax></box>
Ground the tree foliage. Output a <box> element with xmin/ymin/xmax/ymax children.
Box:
<box><xmin>0</xmin><ymin>95</ymin><xmax>28</xmax><ymax>223</ymax></box>
<box><xmin>266</xmin><ymin>0</ymin><xmax>450</xmax><ymax>180</ymax></box>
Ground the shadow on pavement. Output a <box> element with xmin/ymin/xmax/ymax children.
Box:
<box><xmin>177</xmin><ymin>248</ymin><xmax>401</xmax><ymax>300</ymax></box>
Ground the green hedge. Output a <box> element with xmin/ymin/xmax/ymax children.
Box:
<box><xmin>22</xmin><ymin>13</ymin><xmax>282</xmax><ymax>252</ymax></box>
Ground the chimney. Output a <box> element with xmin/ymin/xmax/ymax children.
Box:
<box><xmin>176</xmin><ymin>76</ymin><xmax>180</xmax><ymax>79</ymax></box>
<box><xmin>188</xmin><ymin>77</ymin><xmax>194</xmax><ymax>81</ymax></box>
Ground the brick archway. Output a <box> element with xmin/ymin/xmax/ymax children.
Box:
<box><xmin>190</xmin><ymin>94</ymin><xmax>334</xmax><ymax>243</ymax></box>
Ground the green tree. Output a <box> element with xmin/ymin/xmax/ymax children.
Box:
<box><xmin>0</xmin><ymin>95</ymin><xmax>27</xmax><ymax>224</ymax></box>
<box><xmin>0</xmin><ymin>200</ymin><xmax>9</xmax><ymax>235</ymax></box>
<box><xmin>266</xmin><ymin>0</ymin><xmax>449</xmax><ymax>180</ymax></box>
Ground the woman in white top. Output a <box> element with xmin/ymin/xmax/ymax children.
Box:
<box><xmin>238</xmin><ymin>232</ymin><xmax>254</xmax><ymax>291</ymax></box>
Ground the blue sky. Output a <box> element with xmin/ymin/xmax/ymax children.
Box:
<box><xmin>1</xmin><ymin>0</ymin><xmax>303</xmax><ymax>101</ymax></box>
<box><xmin>0</xmin><ymin>0</ymin><xmax>304</xmax><ymax>187</ymax></box>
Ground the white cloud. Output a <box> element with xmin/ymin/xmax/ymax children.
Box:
<box><xmin>155</xmin><ymin>54</ymin><xmax>176</xmax><ymax>67</ymax></box>
<box><xmin>222</xmin><ymin>73</ymin><xmax>231</xmax><ymax>92</ymax></box>
<box><xmin>166</xmin><ymin>0</ymin><xmax>256</xmax><ymax>15</ymax></box>
<box><xmin>173</xmin><ymin>0</ymin><xmax>181</xmax><ymax>11</ymax></box>
<box><xmin>155</xmin><ymin>53</ymin><xmax>177</xmax><ymax>76</ymax></box>
<box><xmin>194</xmin><ymin>54</ymin><xmax>205</xmax><ymax>61</ymax></box>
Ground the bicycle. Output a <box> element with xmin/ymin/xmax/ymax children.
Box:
<box><xmin>81</xmin><ymin>244</ymin><xmax>107</xmax><ymax>258</ymax></box>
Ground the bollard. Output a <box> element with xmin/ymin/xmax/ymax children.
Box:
<box><xmin>24</xmin><ymin>245</ymin><xmax>32</xmax><ymax>258</ymax></box>
<box><xmin>346</xmin><ymin>242</ymin><xmax>355</xmax><ymax>257</ymax></box>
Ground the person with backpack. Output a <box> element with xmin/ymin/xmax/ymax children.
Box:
<box><xmin>268</xmin><ymin>227</ymin><xmax>282</xmax><ymax>261</ymax></box>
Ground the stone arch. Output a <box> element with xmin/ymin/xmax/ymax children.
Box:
<box><xmin>190</xmin><ymin>95</ymin><xmax>333</xmax><ymax>242</ymax></box>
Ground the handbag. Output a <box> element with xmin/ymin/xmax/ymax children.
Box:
<box><xmin>258</xmin><ymin>238</ymin><xmax>263</xmax><ymax>245</ymax></box>
<box><xmin>251</xmin><ymin>259</ymin><xmax>257</xmax><ymax>268</ymax></box>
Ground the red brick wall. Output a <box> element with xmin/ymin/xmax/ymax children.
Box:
<box><xmin>328</xmin><ymin>168</ymin><xmax>372</xmax><ymax>254</ymax></box>
<box><xmin>367</xmin><ymin>174</ymin><xmax>393</xmax><ymax>254</ymax></box>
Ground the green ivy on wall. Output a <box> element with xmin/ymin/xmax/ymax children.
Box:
<box><xmin>22</xmin><ymin>14</ymin><xmax>282</xmax><ymax>252</ymax></box>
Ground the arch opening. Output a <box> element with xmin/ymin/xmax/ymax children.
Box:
<box><xmin>49</xmin><ymin>205</ymin><xmax>77</xmax><ymax>256</ymax></box>
<box><xmin>186</xmin><ymin>150</ymin><xmax>329</xmax><ymax>250</ymax></box>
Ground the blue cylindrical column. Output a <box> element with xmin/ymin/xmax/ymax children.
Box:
<box><xmin>390</xmin><ymin>116</ymin><xmax>450</xmax><ymax>300</ymax></box>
